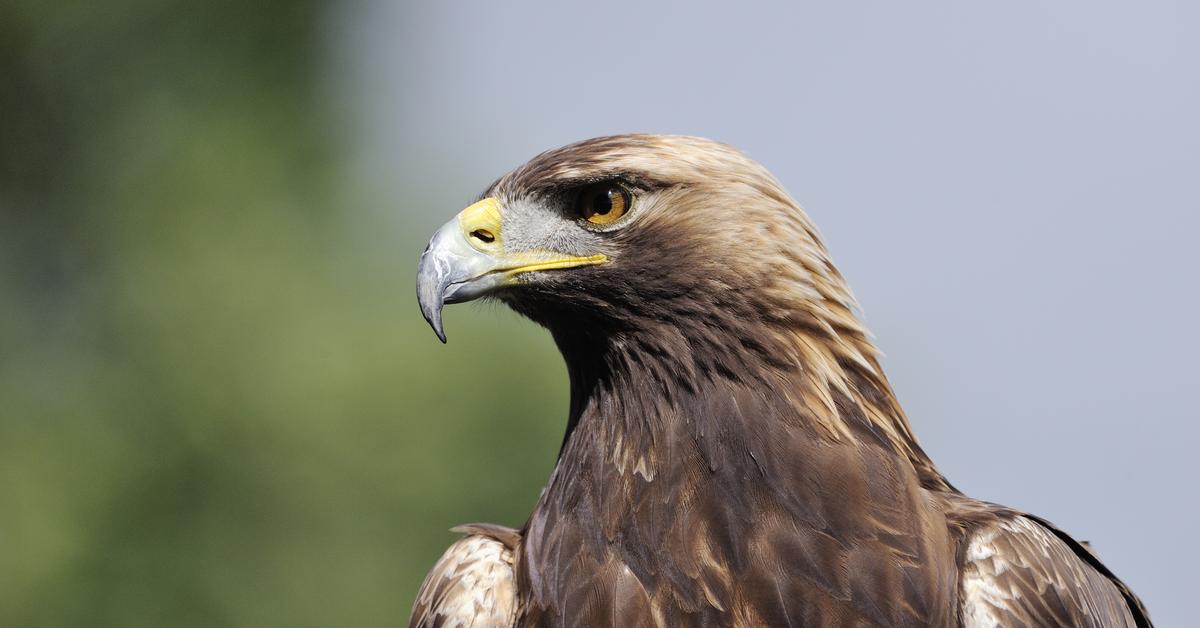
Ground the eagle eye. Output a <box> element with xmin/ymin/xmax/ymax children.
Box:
<box><xmin>575</xmin><ymin>183</ymin><xmax>631</xmax><ymax>226</ymax></box>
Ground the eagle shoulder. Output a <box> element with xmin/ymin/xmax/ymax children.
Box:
<box><xmin>409</xmin><ymin>523</ymin><xmax>520</xmax><ymax>628</ymax></box>
<box><xmin>959</xmin><ymin>513</ymin><xmax>1148</xmax><ymax>627</ymax></box>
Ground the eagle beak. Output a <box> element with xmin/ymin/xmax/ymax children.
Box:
<box><xmin>416</xmin><ymin>197</ymin><xmax>605</xmax><ymax>343</ymax></box>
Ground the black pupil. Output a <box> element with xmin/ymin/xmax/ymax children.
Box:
<box><xmin>593</xmin><ymin>189</ymin><xmax>614</xmax><ymax>215</ymax></box>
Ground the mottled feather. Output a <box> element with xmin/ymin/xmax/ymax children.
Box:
<box><xmin>409</xmin><ymin>524</ymin><xmax>519</xmax><ymax>628</ymax></box>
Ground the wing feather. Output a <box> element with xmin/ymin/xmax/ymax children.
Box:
<box><xmin>960</xmin><ymin>514</ymin><xmax>1148</xmax><ymax>627</ymax></box>
<box><xmin>409</xmin><ymin>524</ymin><xmax>519</xmax><ymax>628</ymax></box>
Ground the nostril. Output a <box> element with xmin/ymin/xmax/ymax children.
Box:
<box><xmin>470</xmin><ymin>229</ymin><xmax>495</xmax><ymax>244</ymax></box>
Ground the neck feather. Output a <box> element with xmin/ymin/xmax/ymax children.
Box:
<box><xmin>549</xmin><ymin>301</ymin><xmax>951</xmax><ymax>492</ymax></box>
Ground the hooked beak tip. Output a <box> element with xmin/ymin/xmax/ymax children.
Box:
<box><xmin>416</xmin><ymin>244</ymin><xmax>451</xmax><ymax>343</ymax></box>
<box><xmin>418</xmin><ymin>289</ymin><xmax>448</xmax><ymax>343</ymax></box>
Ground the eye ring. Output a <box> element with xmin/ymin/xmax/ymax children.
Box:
<box><xmin>574</xmin><ymin>182</ymin><xmax>633</xmax><ymax>227</ymax></box>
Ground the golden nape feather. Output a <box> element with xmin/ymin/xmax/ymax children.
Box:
<box><xmin>412</xmin><ymin>135</ymin><xmax>1150</xmax><ymax>627</ymax></box>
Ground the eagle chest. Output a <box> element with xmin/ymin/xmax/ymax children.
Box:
<box><xmin>516</xmin><ymin>451</ymin><xmax>958</xmax><ymax>627</ymax></box>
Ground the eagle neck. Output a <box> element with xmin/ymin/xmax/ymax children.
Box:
<box><xmin>549</xmin><ymin>322</ymin><xmax>952</xmax><ymax>492</ymax></box>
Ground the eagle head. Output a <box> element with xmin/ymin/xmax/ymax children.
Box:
<box><xmin>416</xmin><ymin>134</ymin><xmax>857</xmax><ymax>373</ymax></box>
<box><xmin>415</xmin><ymin>133</ymin><xmax>948</xmax><ymax>488</ymax></box>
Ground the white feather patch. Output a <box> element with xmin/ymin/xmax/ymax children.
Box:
<box><xmin>411</xmin><ymin>535</ymin><xmax>516</xmax><ymax>627</ymax></box>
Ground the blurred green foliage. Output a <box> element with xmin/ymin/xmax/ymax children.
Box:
<box><xmin>0</xmin><ymin>3</ymin><xmax>565</xmax><ymax>626</ymax></box>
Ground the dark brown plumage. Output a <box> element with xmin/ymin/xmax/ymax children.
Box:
<box><xmin>411</xmin><ymin>135</ymin><xmax>1150</xmax><ymax>627</ymax></box>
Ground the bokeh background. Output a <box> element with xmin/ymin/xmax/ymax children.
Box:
<box><xmin>2</xmin><ymin>1</ymin><xmax>1196</xmax><ymax>626</ymax></box>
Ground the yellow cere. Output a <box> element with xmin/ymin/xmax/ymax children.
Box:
<box><xmin>457</xmin><ymin>197</ymin><xmax>504</xmax><ymax>249</ymax></box>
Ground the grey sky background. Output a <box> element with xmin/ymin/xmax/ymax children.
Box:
<box><xmin>336</xmin><ymin>2</ymin><xmax>1198</xmax><ymax>622</ymax></box>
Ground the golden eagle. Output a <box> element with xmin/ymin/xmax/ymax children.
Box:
<box><xmin>412</xmin><ymin>135</ymin><xmax>1150</xmax><ymax>626</ymax></box>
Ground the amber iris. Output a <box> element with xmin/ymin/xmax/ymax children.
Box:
<box><xmin>576</xmin><ymin>183</ymin><xmax>631</xmax><ymax>225</ymax></box>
